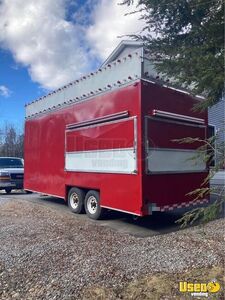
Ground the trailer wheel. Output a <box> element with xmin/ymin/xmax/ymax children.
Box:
<box><xmin>5</xmin><ymin>188</ymin><xmax>12</xmax><ymax>194</ymax></box>
<box><xmin>68</xmin><ymin>187</ymin><xmax>85</xmax><ymax>214</ymax></box>
<box><xmin>85</xmin><ymin>190</ymin><xmax>105</xmax><ymax>220</ymax></box>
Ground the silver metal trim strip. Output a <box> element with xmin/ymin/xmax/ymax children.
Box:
<box><xmin>141</xmin><ymin>78</ymin><xmax>205</xmax><ymax>101</ymax></box>
<box><xmin>152</xmin><ymin>109</ymin><xmax>205</xmax><ymax>124</ymax></box>
<box><xmin>65</xmin><ymin>116</ymin><xmax>137</xmax><ymax>133</ymax></box>
<box><xmin>145</xmin><ymin>115</ymin><xmax>206</xmax><ymax>128</ymax></box>
<box><xmin>66</xmin><ymin>147</ymin><xmax>134</xmax><ymax>155</ymax></box>
<box><xmin>144</xmin><ymin>116</ymin><xmax>149</xmax><ymax>175</ymax></box>
<box><xmin>66</xmin><ymin>111</ymin><xmax>129</xmax><ymax>129</ymax></box>
<box><xmin>146</xmin><ymin>170</ymin><xmax>208</xmax><ymax>175</ymax></box>
<box><xmin>133</xmin><ymin>116</ymin><xmax>138</xmax><ymax>172</ymax></box>
<box><xmin>64</xmin><ymin>169</ymin><xmax>137</xmax><ymax>175</ymax></box>
<box><xmin>148</xmin><ymin>147</ymin><xmax>205</xmax><ymax>153</ymax></box>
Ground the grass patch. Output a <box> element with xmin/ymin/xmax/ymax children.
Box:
<box><xmin>82</xmin><ymin>266</ymin><xmax>224</xmax><ymax>299</ymax></box>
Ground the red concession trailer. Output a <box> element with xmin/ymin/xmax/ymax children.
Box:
<box><xmin>24</xmin><ymin>42</ymin><xmax>208</xmax><ymax>219</ymax></box>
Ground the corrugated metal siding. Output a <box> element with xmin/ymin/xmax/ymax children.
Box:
<box><xmin>208</xmin><ymin>97</ymin><xmax>225</xmax><ymax>143</ymax></box>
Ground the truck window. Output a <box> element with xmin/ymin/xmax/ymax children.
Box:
<box><xmin>0</xmin><ymin>158</ymin><xmax>23</xmax><ymax>168</ymax></box>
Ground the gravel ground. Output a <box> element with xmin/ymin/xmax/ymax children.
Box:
<box><xmin>0</xmin><ymin>199</ymin><xmax>224</xmax><ymax>299</ymax></box>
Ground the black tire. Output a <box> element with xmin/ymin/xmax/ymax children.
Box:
<box><xmin>84</xmin><ymin>190</ymin><xmax>105</xmax><ymax>220</ymax></box>
<box><xmin>68</xmin><ymin>187</ymin><xmax>85</xmax><ymax>214</ymax></box>
<box><xmin>5</xmin><ymin>188</ymin><xmax>12</xmax><ymax>194</ymax></box>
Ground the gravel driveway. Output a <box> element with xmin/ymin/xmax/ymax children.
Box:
<box><xmin>0</xmin><ymin>198</ymin><xmax>224</xmax><ymax>299</ymax></box>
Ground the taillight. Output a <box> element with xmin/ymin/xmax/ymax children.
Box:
<box><xmin>0</xmin><ymin>173</ymin><xmax>10</xmax><ymax>181</ymax></box>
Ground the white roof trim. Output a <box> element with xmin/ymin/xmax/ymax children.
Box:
<box><xmin>101</xmin><ymin>40</ymin><xmax>143</xmax><ymax>67</ymax></box>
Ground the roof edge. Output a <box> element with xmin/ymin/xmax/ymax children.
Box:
<box><xmin>101</xmin><ymin>40</ymin><xmax>143</xmax><ymax>67</ymax></box>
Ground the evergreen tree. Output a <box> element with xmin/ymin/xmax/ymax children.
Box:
<box><xmin>122</xmin><ymin>0</ymin><xmax>224</xmax><ymax>108</ymax></box>
<box><xmin>122</xmin><ymin>0</ymin><xmax>225</xmax><ymax>225</ymax></box>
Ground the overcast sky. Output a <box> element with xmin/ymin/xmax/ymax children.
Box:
<box><xmin>0</xmin><ymin>0</ymin><xmax>143</xmax><ymax>129</ymax></box>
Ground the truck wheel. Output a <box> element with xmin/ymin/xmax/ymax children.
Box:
<box><xmin>68</xmin><ymin>187</ymin><xmax>85</xmax><ymax>214</ymax></box>
<box><xmin>5</xmin><ymin>188</ymin><xmax>12</xmax><ymax>194</ymax></box>
<box><xmin>85</xmin><ymin>190</ymin><xmax>105</xmax><ymax>220</ymax></box>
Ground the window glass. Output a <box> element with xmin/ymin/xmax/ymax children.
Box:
<box><xmin>0</xmin><ymin>158</ymin><xmax>23</xmax><ymax>168</ymax></box>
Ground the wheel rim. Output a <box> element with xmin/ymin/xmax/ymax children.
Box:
<box><xmin>70</xmin><ymin>193</ymin><xmax>79</xmax><ymax>210</ymax></box>
<box><xmin>87</xmin><ymin>195</ymin><xmax>98</xmax><ymax>214</ymax></box>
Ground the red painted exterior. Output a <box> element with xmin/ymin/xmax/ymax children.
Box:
<box><xmin>66</xmin><ymin>119</ymin><xmax>134</xmax><ymax>152</ymax></box>
<box><xmin>24</xmin><ymin>80</ymin><xmax>208</xmax><ymax>216</ymax></box>
<box><xmin>146</xmin><ymin>119</ymin><xmax>205</xmax><ymax>149</ymax></box>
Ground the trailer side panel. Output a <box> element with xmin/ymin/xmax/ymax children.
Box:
<box><xmin>24</xmin><ymin>83</ymin><xmax>144</xmax><ymax>215</ymax></box>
